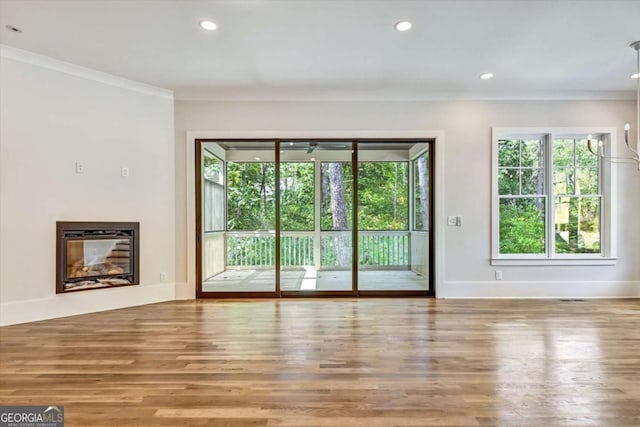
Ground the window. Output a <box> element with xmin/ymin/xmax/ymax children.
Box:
<box><xmin>492</xmin><ymin>128</ymin><xmax>615</xmax><ymax>265</ymax></box>
<box><xmin>553</xmin><ymin>138</ymin><xmax>601</xmax><ymax>254</ymax></box>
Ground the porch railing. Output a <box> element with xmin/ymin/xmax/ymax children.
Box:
<box><xmin>225</xmin><ymin>231</ymin><xmax>409</xmax><ymax>268</ymax></box>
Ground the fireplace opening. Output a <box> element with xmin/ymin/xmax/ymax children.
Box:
<box><xmin>56</xmin><ymin>222</ymin><xmax>139</xmax><ymax>293</ymax></box>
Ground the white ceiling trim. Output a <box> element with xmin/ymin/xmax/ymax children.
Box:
<box><xmin>0</xmin><ymin>45</ymin><xmax>174</xmax><ymax>100</ymax></box>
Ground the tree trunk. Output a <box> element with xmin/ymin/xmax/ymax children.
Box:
<box><xmin>568</xmin><ymin>198</ymin><xmax>579</xmax><ymax>252</ymax></box>
<box><xmin>393</xmin><ymin>162</ymin><xmax>398</xmax><ymax>220</ymax></box>
<box><xmin>417</xmin><ymin>157</ymin><xmax>429</xmax><ymax>230</ymax></box>
<box><xmin>260</xmin><ymin>164</ymin><xmax>267</xmax><ymax>213</ymax></box>
<box><xmin>327</xmin><ymin>163</ymin><xmax>350</xmax><ymax>266</ymax></box>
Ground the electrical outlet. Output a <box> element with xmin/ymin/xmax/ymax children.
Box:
<box><xmin>495</xmin><ymin>270</ymin><xmax>503</xmax><ymax>281</ymax></box>
<box><xmin>456</xmin><ymin>216</ymin><xmax>463</xmax><ymax>226</ymax></box>
<box><xmin>121</xmin><ymin>167</ymin><xmax>130</xmax><ymax>177</ymax></box>
<box><xmin>447</xmin><ymin>216</ymin><xmax>457</xmax><ymax>226</ymax></box>
<box><xmin>160</xmin><ymin>272</ymin><xmax>168</xmax><ymax>282</ymax></box>
<box><xmin>75</xmin><ymin>162</ymin><xmax>84</xmax><ymax>174</ymax></box>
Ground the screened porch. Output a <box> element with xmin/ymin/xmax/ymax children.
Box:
<box><xmin>198</xmin><ymin>140</ymin><xmax>432</xmax><ymax>294</ymax></box>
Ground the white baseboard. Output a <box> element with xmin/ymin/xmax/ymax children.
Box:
<box><xmin>0</xmin><ymin>282</ymin><xmax>175</xmax><ymax>326</ymax></box>
<box><xmin>174</xmin><ymin>282</ymin><xmax>194</xmax><ymax>299</ymax></box>
<box><xmin>439</xmin><ymin>280</ymin><xmax>640</xmax><ymax>298</ymax></box>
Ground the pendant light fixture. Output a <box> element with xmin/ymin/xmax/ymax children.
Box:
<box><xmin>588</xmin><ymin>41</ymin><xmax>640</xmax><ymax>169</ymax></box>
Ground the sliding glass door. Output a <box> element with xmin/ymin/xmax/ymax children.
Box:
<box><xmin>196</xmin><ymin>139</ymin><xmax>433</xmax><ymax>297</ymax></box>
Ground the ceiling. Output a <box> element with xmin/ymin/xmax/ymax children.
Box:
<box><xmin>1</xmin><ymin>0</ymin><xmax>639</xmax><ymax>101</ymax></box>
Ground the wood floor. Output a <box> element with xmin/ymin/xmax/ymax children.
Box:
<box><xmin>1</xmin><ymin>299</ymin><xmax>639</xmax><ymax>426</ymax></box>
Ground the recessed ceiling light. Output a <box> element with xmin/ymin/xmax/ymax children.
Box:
<box><xmin>5</xmin><ymin>25</ymin><xmax>22</xmax><ymax>33</ymax></box>
<box><xmin>199</xmin><ymin>20</ymin><xmax>217</xmax><ymax>31</ymax></box>
<box><xmin>632</xmin><ymin>73</ymin><xmax>640</xmax><ymax>79</ymax></box>
<box><xmin>394</xmin><ymin>21</ymin><xmax>412</xmax><ymax>32</ymax></box>
<box><xmin>255</xmin><ymin>156</ymin><xmax>261</xmax><ymax>161</ymax></box>
<box><xmin>480</xmin><ymin>73</ymin><xmax>494</xmax><ymax>80</ymax></box>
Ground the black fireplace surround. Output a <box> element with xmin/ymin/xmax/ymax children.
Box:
<box><xmin>56</xmin><ymin>221</ymin><xmax>139</xmax><ymax>293</ymax></box>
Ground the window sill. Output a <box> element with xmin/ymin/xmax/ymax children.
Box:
<box><xmin>491</xmin><ymin>257</ymin><xmax>617</xmax><ymax>266</ymax></box>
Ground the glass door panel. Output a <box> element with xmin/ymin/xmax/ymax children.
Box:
<box><xmin>277</xmin><ymin>141</ymin><xmax>354</xmax><ymax>292</ymax></box>
<box><xmin>200</xmin><ymin>141</ymin><xmax>276</xmax><ymax>293</ymax></box>
<box><xmin>357</xmin><ymin>141</ymin><xmax>429</xmax><ymax>292</ymax></box>
<box><xmin>278</xmin><ymin>141</ymin><xmax>354</xmax><ymax>292</ymax></box>
<box><xmin>409</xmin><ymin>146</ymin><xmax>431</xmax><ymax>292</ymax></box>
<box><xmin>319</xmin><ymin>151</ymin><xmax>354</xmax><ymax>291</ymax></box>
<box><xmin>279</xmin><ymin>143</ymin><xmax>316</xmax><ymax>291</ymax></box>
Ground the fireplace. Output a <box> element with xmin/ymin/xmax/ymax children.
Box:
<box><xmin>56</xmin><ymin>222</ymin><xmax>139</xmax><ymax>293</ymax></box>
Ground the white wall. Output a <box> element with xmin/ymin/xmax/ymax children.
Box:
<box><xmin>175</xmin><ymin>100</ymin><xmax>640</xmax><ymax>298</ymax></box>
<box><xmin>0</xmin><ymin>47</ymin><xmax>176</xmax><ymax>325</ymax></box>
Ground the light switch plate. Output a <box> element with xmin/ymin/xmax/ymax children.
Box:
<box><xmin>447</xmin><ymin>216</ymin><xmax>457</xmax><ymax>226</ymax></box>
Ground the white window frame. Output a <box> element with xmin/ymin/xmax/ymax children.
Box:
<box><xmin>491</xmin><ymin>127</ymin><xmax>617</xmax><ymax>266</ymax></box>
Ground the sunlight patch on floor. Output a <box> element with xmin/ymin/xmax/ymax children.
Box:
<box><xmin>299</xmin><ymin>266</ymin><xmax>318</xmax><ymax>290</ymax></box>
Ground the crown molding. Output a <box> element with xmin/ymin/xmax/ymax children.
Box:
<box><xmin>0</xmin><ymin>44</ymin><xmax>173</xmax><ymax>100</ymax></box>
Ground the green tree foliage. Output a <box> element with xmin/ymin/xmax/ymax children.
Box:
<box><xmin>226</xmin><ymin>160</ymin><xmax>414</xmax><ymax>232</ymax></box>
<box><xmin>226</xmin><ymin>162</ymin><xmax>275</xmax><ymax>230</ymax></box>
<box><xmin>280</xmin><ymin>163</ymin><xmax>315</xmax><ymax>230</ymax></box>
<box><xmin>223</xmin><ymin>158</ymin><xmax>424</xmax><ymax>267</ymax></box>
<box><xmin>553</xmin><ymin>139</ymin><xmax>600</xmax><ymax>253</ymax></box>
<box><xmin>499</xmin><ymin>199</ymin><xmax>545</xmax><ymax>254</ymax></box>
<box><xmin>358</xmin><ymin>162</ymin><xmax>408</xmax><ymax>230</ymax></box>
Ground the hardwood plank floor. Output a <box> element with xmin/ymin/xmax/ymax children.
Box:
<box><xmin>1</xmin><ymin>299</ymin><xmax>639</xmax><ymax>426</ymax></box>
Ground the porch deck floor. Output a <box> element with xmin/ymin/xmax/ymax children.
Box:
<box><xmin>203</xmin><ymin>269</ymin><xmax>428</xmax><ymax>292</ymax></box>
